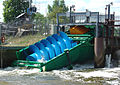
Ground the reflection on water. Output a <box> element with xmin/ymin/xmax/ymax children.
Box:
<box><xmin>0</xmin><ymin>61</ymin><xmax>120</xmax><ymax>85</ymax></box>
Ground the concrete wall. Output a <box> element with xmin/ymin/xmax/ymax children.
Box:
<box><xmin>0</xmin><ymin>46</ymin><xmax>25</xmax><ymax>68</ymax></box>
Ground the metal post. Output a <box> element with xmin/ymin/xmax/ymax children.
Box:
<box><xmin>65</xmin><ymin>49</ymin><xmax>73</xmax><ymax>70</ymax></box>
<box><xmin>0</xmin><ymin>24</ymin><xmax>1</xmax><ymax>44</ymax></box>
<box><xmin>108</xmin><ymin>4</ymin><xmax>111</xmax><ymax>38</ymax></box>
<box><xmin>112</xmin><ymin>12</ymin><xmax>115</xmax><ymax>37</ymax></box>
<box><xmin>45</xmin><ymin>18</ymin><xmax>47</xmax><ymax>35</ymax></box>
<box><xmin>0</xmin><ymin>47</ymin><xmax>3</xmax><ymax>68</ymax></box>
<box><xmin>96</xmin><ymin>12</ymin><xmax>99</xmax><ymax>37</ymax></box>
<box><xmin>69</xmin><ymin>5</ymin><xmax>75</xmax><ymax>23</ymax></box>
<box><xmin>107</xmin><ymin>2</ymin><xmax>113</xmax><ymax>38</ymax></box>
<box><xmin>70</xmin><ymin>7</ymin><xmax>72</xmax><ymax>23</ymax></box>
<box><xmin>56</xmin><ymin>13</ymin><xmax>59</xmax><ymax>33</ymax></box>
<box><xmin>0</xmin><ymin>24</ymin><xmax>3</xmax><ymax>68</ymax></box>
<box><xmin>105</xmin><ymin>7</ymin><xmax>107</xmax><ymax>21</ymax></box>
<box><xmin>29</xmin><ymin>0</ymin><xmax>32</xmax><ymax>8</ymax></box>
<box><xmin>108</xmin><ymin>5</ymin><xmax>110</xmax><ymax>20</ymax></box>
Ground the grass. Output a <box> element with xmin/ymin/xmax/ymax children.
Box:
<box><xmin>4</xmin><ymin>33</ymin><xmax>48</xmax><ymax>46</ymax></box>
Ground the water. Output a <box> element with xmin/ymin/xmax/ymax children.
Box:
<box><xmin>0</xmin><ymin>61</ymin><xmax>120</xmax><ymax>85</ymax></box>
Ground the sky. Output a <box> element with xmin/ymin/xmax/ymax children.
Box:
<box><xmin>0</xmin><ymin>0</ymin><xmax>120</xmax><ymax>22</ymax></box>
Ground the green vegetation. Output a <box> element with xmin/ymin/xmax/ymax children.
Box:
<box><xmin>33</xmin><ymin>13</ymin><xmax>46</xmax><ymax>26</ymax></box>
<box><xmin>47</xmin><ymin>0</ymin><xmax>69</xmax><ymax>23</ymax></box>
<box><xmin>32</xmin><ymin>12</ymin><xmax>46</xmax><ymax>32</ymax></box>
<box><xmin>5</xmin><ymin>34</ymin><xmax>47</xmax><ymax>46</ymax></box>
<box><xmin>2</xmin><ymin>0</ymin><xmax>69</xmax><ymax>46</ymax></box>
<box><xmin>3</xmin><ymin>0</ymin><xmax>69</xmax><ymax>24</ymax></box>
<box><xmin>3</xmin><ymin>0</ymin><xmax>29</xmax><ymax>23</ymax></box>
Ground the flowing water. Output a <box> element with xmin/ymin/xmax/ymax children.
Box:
<box><xmin>0</xmin><ymin>61</ymin><xmax>120</xmax><ymax>85</ymax></box>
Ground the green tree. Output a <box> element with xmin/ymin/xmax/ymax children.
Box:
<box><xmin>3</xmin><ymin>0</ymin><xmax>29</xmax><ymax>23</ymax></box>
<box><xmin>47</xmin><ymin>0</ymin><xmax>68</xmax><ymax>23</ymax></box>
<box><xmin>32</xmin><ymin>12</ymin><xmax>48</xmax><ymax>34</ymax></box>
<box><xmin>33</xmin><ymin>12</ymin><xmax>46</xmax><ymax>27</ymax></box>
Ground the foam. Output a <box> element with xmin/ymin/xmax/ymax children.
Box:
<box><xmin>0</xmin><ymin>64</ymin><xmax>120</xmax><ymax>84</ymax></box>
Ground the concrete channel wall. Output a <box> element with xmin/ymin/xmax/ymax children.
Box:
<box><xmin>0</xmin><ymin>46</ymin><xmax>26</xmax><ymax>68</ymax></box>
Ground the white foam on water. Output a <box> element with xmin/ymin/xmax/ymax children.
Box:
<box><xmin>106</xmin><ymin>80</ymin><xmax>119</xmax><ymax>85</ymax></box>
<box><xmin>0</xmin><ymin>67</ymin><xmax>40</xmax><ymax>76</ymax></box>
<box><xmin>53</xmin><ymin>70</ymin><xmax>73</xmax><ymax>80</ymax></box>
<box><xmin>0</xmin><ymin>63</ymin><xmax>120</xmax><ymax>84</ymax></box>
<box><xmin>52</xmin><ymin>64</ymin><xmax>120</xmax><ymax>84</ymax></box>
<box><xmin>73</xmin><ymin>70</ymin><xmax>117</xmax><ymax>78</ymax></box>
<box><xmin>52</xmin><ymin>63</ymin><xmax>93</xmax><ymax>80</ymax></box>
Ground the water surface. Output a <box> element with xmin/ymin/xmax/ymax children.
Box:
<box><xmin>0</xmin><ymin>62</ymin><xmax>120</xmax><ymax>85</ymax></box>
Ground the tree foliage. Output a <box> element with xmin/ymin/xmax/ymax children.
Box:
<box><xmin>3</xmin><ymin>0</ymin><xmax>29</xmax><ymax>23</ymax></box>
<box><xmin>33</xmin><ymin>12</ymin><xmax>51</xmax><ymax>34</ymax></box>
<box><xmin>47</xmin><ymin>0</ymin><xmax>68</xmax><ymax>23</ymax></box>
<box><xmin>33</xmin><ymin>12</ymin><xmax>46</xmax><ymax>26</ymax></box>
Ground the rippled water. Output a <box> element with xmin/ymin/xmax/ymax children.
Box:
<box><xmin>0</xmin><ymin>61</ymin><xmax>120</xmax><ymax>85</ymax></box>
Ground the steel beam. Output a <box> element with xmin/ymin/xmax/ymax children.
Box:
<box><xmin>58</xmin><ymin>12</ymin><xmax>99</xmax><ymax>17</ymax></box>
